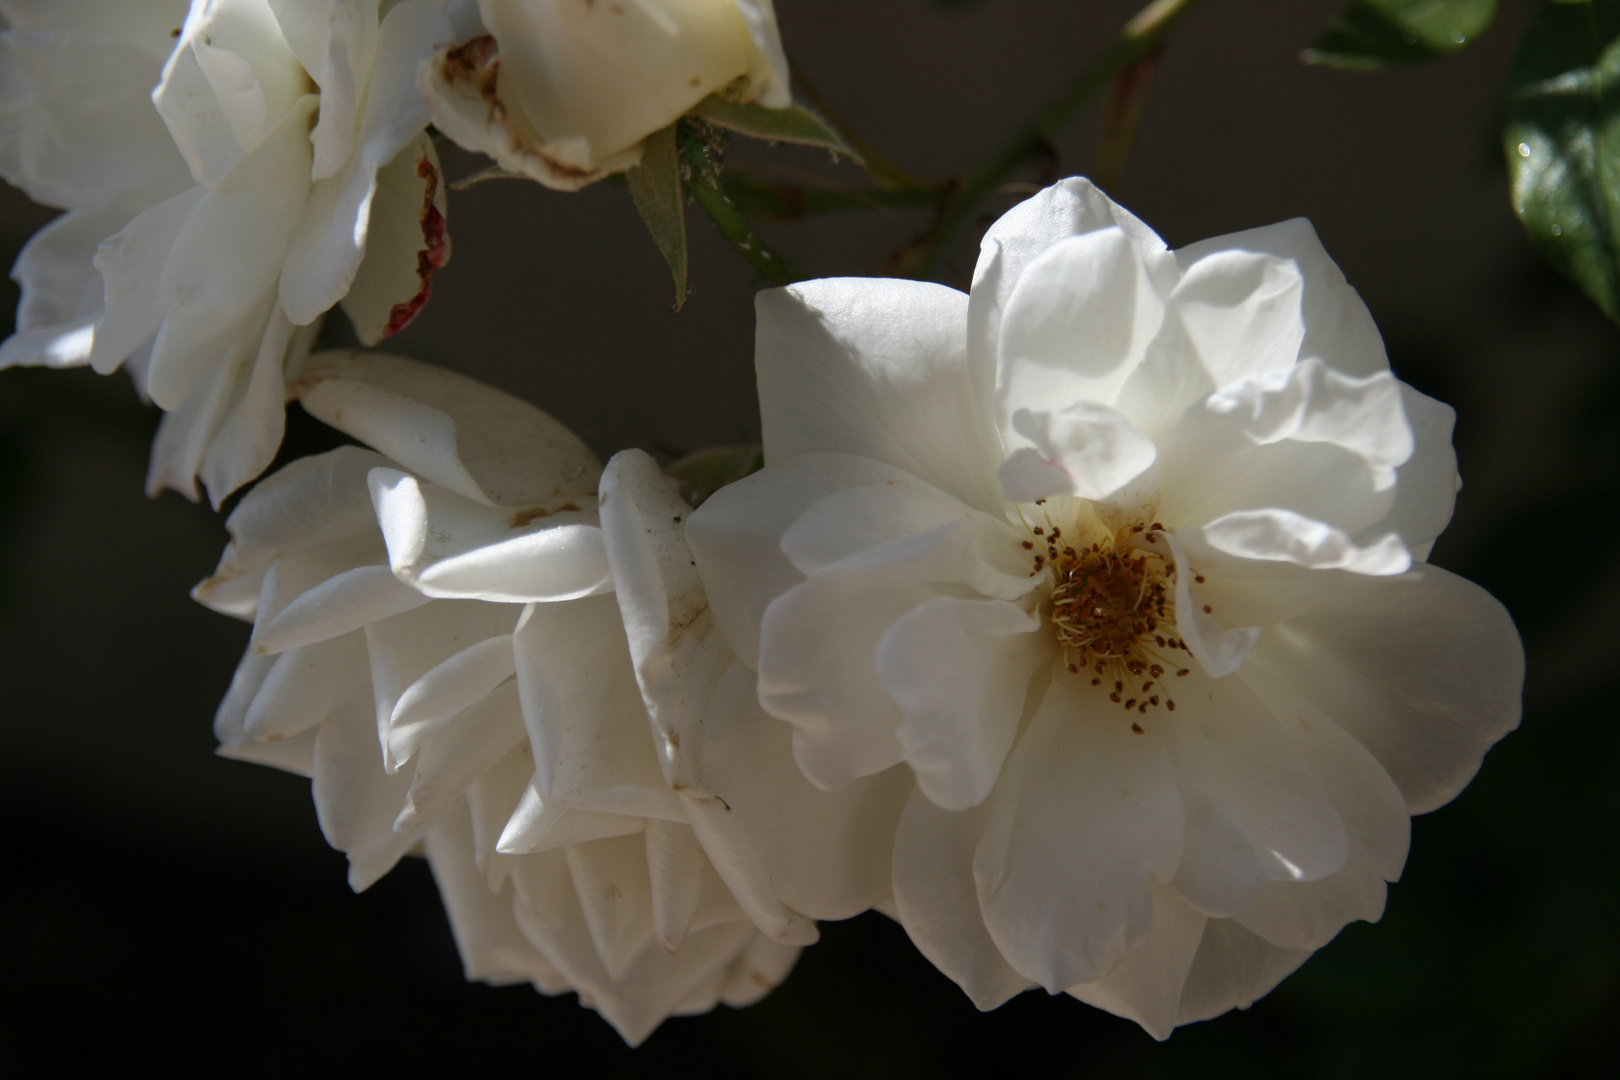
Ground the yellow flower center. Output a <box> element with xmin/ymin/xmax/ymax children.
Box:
<box><xmin>1021</xmin><ymin>505</ymin><xmax>1194</xmax><ymax>725</ymax></box>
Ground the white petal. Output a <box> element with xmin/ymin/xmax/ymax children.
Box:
<box><xmin>147</xmin><ymin>93</ymin><xmax>317</xmax><ymax>411</ymax></box>
<box><xmin>644</xmin><ymin>818</ymin><xmax>705</xmax><ymax>952</ymax></box>
<box><xmin>0</xmin><ymin>29</ymin><xmax>187</xmax><ymax>209</ymax></box>
<box><xmin>213</xmin><ymin>643</ymin><xmax>318</xmax><ymax>776</ymax></box>
<box><xmin>1174</xmin><ymin>217</ymin><xmax>1388</xmax><ymax>377</ymax></box>
<box><xmin>1066</xmin><ymin>880</ymin><xmax>1207</xmax><ymax>1041</ymax></box>
<box><xmin>0</xmin><ymin>203</ymin><xmax>125</xmax><ymax>371</ymax></box>
<box><xmin>756</xmin><ymin>279</ymin><xmax>1003</xmax><ymax>514</ymax></box>
<box><xmin>197</xmin><ymin>302</ymin><xmax>299</xmax><ymax>507</ymax></box>
<box><xmin>731</xmin><ymin>0</ymin><xmax>791</xmax><ymax>107</ymax></box>
<box><xmin>756</xmin><ymin>536</ymin><xmax>945</xmax><ymax>789</ymax></box>
<box><xmin>511</xmin><ymin>857</ymin><xmax>760</xmax><ymax>1046</ymax></box>
<box><xmin>155</xmin><ymin>0</ymin><xmax>311</xmax><ymax>185</ymax></box>
<box><xmin>687</xmin><ymin>451</ymin><xmax>937</xmax><ymax>671</ymax></box>
<box><xmin>90</xmin><ymin>185</ymin><xmax>205</xmax><ymax>375</ymax></box>
<box><xmin>1159</xmin><ymin>529</ymin><xmax>1259</xmax><ymax>679</ymax></box>
<box><xmin>996</xmin><ymin>226</ymin><xmax>1166</xmax><ymax>421</ymax></box>
<box><xmin>338</xmin><ymin>133</ymin><xmax>449</xmax><ymax>344</ymax></box>
<box><xmin>369</xmin><ymin>468</ymin><xmax>610</xmax><ymax>602</ymax></box>
<box><xmin>388</xmin><ymin>634</ymin><xmax>516</xmax><ymax>766</ymax></box>
<box><xmin>312</xmin><ymin>688</ymin><xmax>420</xmax><ymax>891</ymax></box>
<box><xmin>891</xmin><ymin>785</ymin><xmax>1035</xmax><ymax>1010</ymax></box>
<box><xmin>778</xmin><ymin>475</ymin><xmax>1031</xmax><ymax>598</ymax></box>
<box><xmin>255</xmin><ymin>563</ymin><xmax>431</xmax><ymax>654</ymax></box>
<box><xmin>679</xmin><ymin>790</ymin><xmax>819</xmax><ymax>947</ymax></box>
<box><xmin>998</xmin><ymin>402</ymin><xmax>1157</xmax><ymax>502</ymax></box>
<box><xmin>970</xmin><ymin>177</ymin><xmax>1177</xmax><ymax>411</ymax></box>
<box><xmin>1228</xmin><ymin>660</ymin><xmax>1410</xmax><ymax>950</ymax></box>
<box><xmin>296</xmin><ymin>350</ymin><xmax>601</xmax><ymax>506</ymax></box>
<box><xmin>511</xmin><ymin>596</ymin><xmax>673</xmax><ymax>811</ymax></box>
<box><xmin>197</xmin><ymin>445</ymin><xmax>390</xmax><ymax>590</ymax></box>
<box><xmin>877</xmin><ymin>595</ymin><xmax>1045</xmax><ymax>811</ymax></box>
<box><xmin>242</xmin><ymin>628</ymin><xmax>369</xmax><ymax>743</ymax></box>
<box><xmin>1155</xmin><ymin>359</ymin><xmax>1412</xmax><ymax>536</ymax></box>
<box><xmin>975</xmin><ymin>674</ymin><xmax>1182</xmax><ymax>990</ymax></box>
<box><xmin>1163</xmin><ymin>667</ymin><xmax>1350</xmax><ymax>916</ymax></box>
<box><xmin>1161</xmin><ymin>247</ymin><xmax>1305</xmax><ymax>390</ymax></box>
<box><xmin>362</xmin><ymin>597</ymin><xmax>520</xmax><ymax>766</ymax></box>
<box><xmin>716</xmin><ymin>934</ymin><xmax>801</xmax><ymax>1009</ymax></box>
<box><xmin>1245</xmin><ymin>564</ymin><xmax>1522</xmax><ymax>814</ymax></box>
<box><xmin>394</xmin><ymin>677</ymin><xmax>526</xmax><ymax>832</ymax></box>
<box><xmin>479</xmin><ymin>0</ymin><xmax>757</xmax><ymax>167</ymax></box>
<box><xmin>1173</xmin><ymin>918</ymin><xmax>1311</xmax><ymax>1026</ymax></box>
<box><xmin>267</xmin><ymin>0</ymin><xmax>376</xmax><ymax>180</ymax></box>
<box><xmin>278</xmin><ymin>1</ymin><xmax>452</xmax><ymax>324</ymax></box>
<box><xmin>1200</xmin><ymin>510</ymin><xmax>1411</xmax><ymax>577</ymax></box>
<box><xmin>422</xmin><ymin>802</ymin><xmax>568</xmax><ymax>989</ymax></box>
<box><xmin>1360</xmin><ymin>384</ymin><xmax>1458</xmax><ymax>555</ymax></box>
<box><xmin>599</xmin><ymin>449</ymin><xmax>729</xmax><ymax>790</ymax></box>
<box><xmin>696</xmin><ymin>661</ymin><xmax>911</xmax><ymax>922</ymax></box>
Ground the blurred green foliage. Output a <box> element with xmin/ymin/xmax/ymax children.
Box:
<box><xmin>1305</xmin><ymin>0</ymin><xmax>1500</xmax><ymax>70</ymax></box>
<box><xmin>1505</xmin><ymin>0</ymin><xmax>1620</xmax><ymax>324</ymax></box>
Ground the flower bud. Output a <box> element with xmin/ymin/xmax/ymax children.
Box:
<box><xmin>423</xmin><ymin>0</ymin><xmax>789</xmax><ymax>189</ymax></box>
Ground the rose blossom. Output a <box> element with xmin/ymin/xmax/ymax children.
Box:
<box><xmin>419</xmin><ymin>0</ymin><xmax>790</xmax><ymax>189</ymax></box>
<box><xmin>0</xmin><ymin>0</ymin><xmax>457</xmax><ymax>505</ymax></box>
<box><xmin>196</xmin><ymin>350</ymin><xmax>890</xmax><ymax>1042</ymax></box>
<box><xmin>684</xmin><ymin>177</ymin><xmax>1524</xmax><ymax>1036</ymax></box>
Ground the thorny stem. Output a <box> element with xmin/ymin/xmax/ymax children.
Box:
<box><xmin>678</xmin><ymin>122</ymin><xmax>802</xmax><ymax>286</ymax></box>
<box><xmin>890</xmin><ymin>0</ymin><xmax>1210</xmax><ymax>278</ymax></box>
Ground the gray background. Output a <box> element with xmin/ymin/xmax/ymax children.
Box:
<box><xmin>2</xmin><ymin>0</ymin><xmax>1615</xmax><ymax>1073</ymax></box>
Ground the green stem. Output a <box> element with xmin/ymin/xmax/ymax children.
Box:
<box><xmin>678</xmin><ymin>124</ymin><xmax>801</xmax><ymax>286</ymax></box>
<box><xmin>895</xmin><ymin>0</ymin><xmax>1210</xmax><ymax>277</ymax></box>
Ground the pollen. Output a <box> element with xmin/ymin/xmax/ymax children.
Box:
<box><xmin>1030</xmin><ymin>516</ymin><xmax>1194</xmax><ymax>719</ymax></box>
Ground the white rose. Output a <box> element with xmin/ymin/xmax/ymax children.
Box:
<box><xmin>0</xmin><ymin>0</ymin><xmax>457</xmax><ymax>505</ymax></box>
<box><xmin>684</xmin><ymin>177</ymin><xmax>1525</xmax><ymax>1037</ymax></box>
<box><xmin>199</xmin><ymin>352</ymin><xmax>829</xmax><ymax>1043</ymax></box>
<box><xmin>420</xmin><ymin>0</ymin><xmax>790</xmax><ymax>189</ymax></box>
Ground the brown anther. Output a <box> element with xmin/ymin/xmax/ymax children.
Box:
<box><xmin>1067</xmin><ymin>662</ymin><xmax>1079</xmax><ymax>673</ymax></box>
<box><xmin>1035</xmin><ymin>498</ymin><xmax>1047</xmax><ymax>505</ymax></box>
<box><xmin>1176</xmin><ymin>668</ymin><xmax>1189</xmax><ymax>677</ymax></box>
<box><xmin>1149</xmin><ymin>664</ymin><xmax>1164</xmax><ymax>678</ymax></box>
<box><xmin>1138</xmin><ymin>703</ymin><xmax>1149</xmax><ymax>714</ymax></box>
<box><xmin>1142</xmin><ymin>681</ymin><xmax>1154</xmax><ymax>692</ymax></box>
<box><xmin>1114</xmin><ymin>681</ymin><xmax>1124</xmax><ymax>693</ymax></box>
<box><xmin>1155</xmin><ymin>636</ymin><xmax>1166</xmax><ymax>647</ymax></box>
<box><xmin>1033</xmin><ymin>527</ymin><xmax>1044</xmax><ymax>536</ymax></box>
<box><xmin>1091</xmin><ymin>678</ymin><xmax>1101</xmax><ymax>686</ymax></box>
<box><xmin>1050</xmin><ymin>527</ymin><xmax>1061</xmax><ymax>538</ymax></box>
<box><xmin>1151</xmin><ymin>522</ymin><xmax>1165</xmax><ymax>532</ymax></box>
<box><xmin>1194</xmin><ymin>574</ymin><xmax>1206</xmax><ymax>584</ymax></box>
<box><xmin>1124</xmin><ymin>699</ymin><xmax>1137</xmax><ymax>710</ymax></box>
<box><xmin>1131</xmin><ymin>525</ymin><xmax>1144</xmax><ymax>533</ymax></box>
<box><xmin>1203</xmin><ymin>604</ymin><xmax>1213</xmax><ymax>614</ymax></box>
<box><xmin>1022</xmin><ymin>540</ymin><xmax>1034</xmax><ymax>550</ymax></box>
<box><xmin>1148</xmin><ymin>696</ymin><xmax>1159</xmax><ymax>706</ymax></box>
<box><xmin>1131</xmin><ymin>722</ymin><xmax>1145</xmax><ymax>734</ymax></box>
<box><xmin>1167</xmin><ymin>699</ymin><xmax>1176</xmax><ymax>711</ymax></box>
<box><xmin>1109</xmin><ymin>692</ymin><xmax>1122</xmax><ymax>703</ymax></box>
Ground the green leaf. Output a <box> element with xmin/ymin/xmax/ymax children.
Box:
<box><xmin>690</xmin><ymin>96</ymin><xmax>862</xmax><ymax>162</ymax></box>
<box><xmin>1304</xmin><ymin>0</ymin><xmax>1499</xmax><ymax>70</ymax></box>
<box><xmin>626</xmin><ymin>123</ymin><xmax>688</xmax><ymax>311</ymax></box>
<box><xmin>663</xmin><ymin>444</ymin><xmax>764</xmax><ymax>508</ymax></box>
<box><xmin>1505</xmin><ymin>0</ymin><xmax>1620</xmax><ymax>323</ymax></box>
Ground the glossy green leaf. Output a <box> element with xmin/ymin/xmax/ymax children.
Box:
<box><xmin>1304</xmin><ymin>0</ymin><xmax>1498</xmax><ymax>70</ymax></box>
<box><xmin>1505</xmin><ymin>0</ymin><xmax>1620</xmax><ymax>323</ymax></box>
<box><xmin>626</xmin><ymin>123</ymin><xmax>688</xmax><ymax>311</ymax></box>
<box><xmin>690</xmin><ymin>96</ymin><xmax>861</xmax><ymax>162</ymax></box>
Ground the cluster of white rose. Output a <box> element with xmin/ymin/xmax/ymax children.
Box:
<box><xmin>2</xmin><ymin>0</ymin><xmax>1523</xmax><ymax>1047</ymax></box>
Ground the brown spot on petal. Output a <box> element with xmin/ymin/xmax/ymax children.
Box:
<box><xmin>381</xmin><ymin>152</ymin><xmax>451</xmax><ymax>339</ymax></box>
<box><xmin>509</xmin><ymin>501</ymin><xmax>580</xmax><ymax>528</ymax></box>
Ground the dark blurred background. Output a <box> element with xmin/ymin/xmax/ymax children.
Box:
<box><xmin>2</xmin><ymin>0</ymin><xmax>1615</xmax><ymax>1074</ymax></box>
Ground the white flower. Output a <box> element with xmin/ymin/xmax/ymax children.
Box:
<box><xmin>684</xmin><ymin>177</ymin><xmax>1525</xmax><ymax>1037</ymax></box>
<box><xmin>0</xmin><ymin>0</ymin><xmax>458</xmax><ymax>505</ymax></box>
<box><xmin>420</xmin><ymin>0</ymin><xmax>790</xmax><ymax>189</ymax></box>
<box><xmin>198</xmin><ymin>351</ymin><xmax>835</xmax><ymax>1043</ymax></box>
